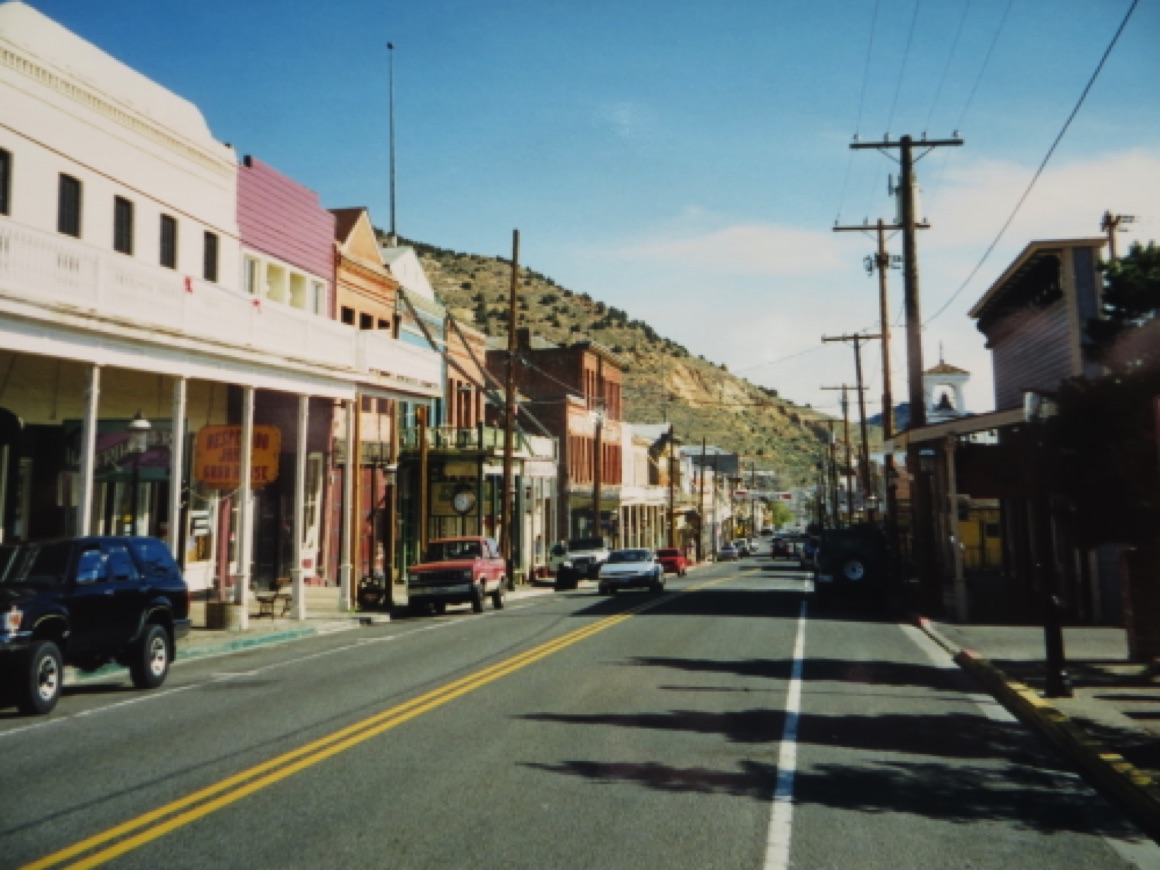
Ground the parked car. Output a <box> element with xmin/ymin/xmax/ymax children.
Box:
<box><xmin>655</xmin><ymin>547</ymin><xmax>688</xmax><ymax>577</ymax></box>
<box><xmin>735</xmin><ymin>540</ymin><xmax>751</xmax><ymax>556</ymax></box>
<box><xmin>716</xmin><ymin>542</ymin><xmax>739</xmax><ymax>562</ymax></box>
<box><xmin>597</xmin><ymin>549</ymin><xmax>665</xmax><ymax>595</ymax></box>
<box><xmin>406</xmin><ymin>536</ymin><xmax>507</xmax><ymax>614</ymax></box>
<box><xmin>771</xmin><ymin>537</ymin><xmax>794</xmax><ymax>559</ymax></box>
<box><xmin>0</xmin><ymin>536</ymin><xmax>191</xmax><ymax>715</ymax></box>
<box><xmin>551</xmin><ymin>536</ymin><xmax>611</xmax><ymax>590</ymax></box>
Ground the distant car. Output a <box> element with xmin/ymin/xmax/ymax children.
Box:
<box><xmin>734</xmin><ymin>540</ymin><xmax>751</xmax><ymax>556</ymax></box>
<box><xmin>656</xmin><ymin>547</ymin><xmax>688</xmax><ymax>577</ymax></box>
<box><xmin>771</xmin><ymin>537</ymin><xmax>793</xmax><ymax>559</ymax></box>
<box><xmin>717</xmin><ymin>542</ymin><xmax>739</xmax><ymax>562</ymax></box>
<box><xmin>0</xmin><ymin>536</ymin><xmax>191</xmax><ymax>715</ymax></box>
<box><xmin>598</xmin><ymin>549</ymin><xmax>665</xmax><ymax>595</ymax></box>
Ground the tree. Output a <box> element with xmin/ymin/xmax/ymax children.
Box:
<box><xmin>1086</xmin><ymin>240</ymin><xmax>1160</xmax><ymax>367</ymax></box>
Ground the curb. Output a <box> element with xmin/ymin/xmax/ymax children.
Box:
<box><xmin>913</xmin><ymin>615</ymin><xmax>1160</xmax><ymax>841</ymax></box>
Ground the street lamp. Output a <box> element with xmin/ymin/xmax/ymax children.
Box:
<box><xmin>1024</xmin><ymin>389</ymin><xmax>1072</xmax><ymax>698</ymax></box>
<box><xmin>126</xmin><ymin>410</ymin><xmax>151</xmax><ymax>535</ymax></box>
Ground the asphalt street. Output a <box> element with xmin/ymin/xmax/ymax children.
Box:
<box><xmin>3</xmin><ymin>560</ymin><xmax>1158</xmax><ymax>869</ymax></box>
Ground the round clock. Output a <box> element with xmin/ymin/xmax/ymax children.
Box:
<box><xmin>452</xmin><ymin>489</ymin><xmax>477</xmax><ymax>514</ymax></box>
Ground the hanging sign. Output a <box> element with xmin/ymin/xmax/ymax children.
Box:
<box><xmin>194</xmin><ymin>425</ymin><xmax>281</xmax><ymax>490</ymax></box>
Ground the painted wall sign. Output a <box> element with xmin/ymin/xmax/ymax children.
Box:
<box><xmin>194</xmin><ymin>425</ymin><xmax>281</xmax><ymax>490</ymax></box>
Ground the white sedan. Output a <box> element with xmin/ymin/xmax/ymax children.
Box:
<box><xmin>597</xmin><ymin>549</ymin><xmax>665</xmax><ymax>595</ymax></box>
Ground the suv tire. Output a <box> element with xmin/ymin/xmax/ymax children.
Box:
<box><xmin>18</xmin><ymin>640</ymin><xmax>63</xmax><ymax>715</ymax></box>
<box><xmin>471</xmin><ymin>583</ymin><xmax>486</xmax><ymax>613</ymax></box>
<box><xmin>130</xmin><ymin>624</ymin><xmax>172</xmax><ymax>689</ymax></box>
<box><xmin>839</xmin><ymin>555</ymin><xmax>869</xmax><ymax>582</ymax></box>
<box><xmin>492</xmin><ymin>581</ymin><xmax>506</xmax><ymax>610</ymax></box>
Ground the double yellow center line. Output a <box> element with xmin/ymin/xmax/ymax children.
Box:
<box><xmin>26</xmin><ymin>587</ymin><xmax>728</xmax><ymax>870</ymax></box>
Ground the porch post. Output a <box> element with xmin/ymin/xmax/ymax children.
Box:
<box><xmin>339</xmin><ymin>399</ymin><xmax>355</xmax><ymax>611</ymax></box>
<box><xmin>77</xmin><ymin>364</ymin><xmax>100</xmax><ymax>536</ymax></box>
<box><xmin>167</xmin><ymin>377</ymin><xmax>187</xmax><ymax>558</ymax></box>
<box><xmin>292</xmin><ymin>394</ymin><xmax>309</xmax><ymax>620</ymax></box>
<box><xmin>231</xmin><ymin>386</ymin><xmax>254</xmax><ymax>629</ymax></box>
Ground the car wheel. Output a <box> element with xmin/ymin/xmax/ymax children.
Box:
<box><xmin>129</xmin><ymin>624</ymin><xmax>172</xmax><ymax>689</ymax></box>
<box><xmin>598</xmin><ymin>584</ymin><xmax>609</xmax><ymax>595</ymax></box>
<box><xmin>471</xmin><ymin>583</ymin><xmax>486</xmax><ymax>613</ymax></box>
<box><xmin>18</xmin><ymin>639</ymin><xmax>63</xmax><ymax>715</ymax></box>
<box><xmin>433</xmin><ymin>602</ymin><xmax>447</xmax><ymax>615</ymax></box>
<box><xmin>840</xmin><ymin>556</ymin><xmax>868</xmax><ymax>582</ymax></box>
<box><xmin>492</xmin><ymin>581</ymin><xmax>506</xmax><ymax>610</ymax></box>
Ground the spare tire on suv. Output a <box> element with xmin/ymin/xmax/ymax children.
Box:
<box><xmin>814</xmin><ymin>524</ymin><xmax>890</xmax><ymax>608</ymax></box>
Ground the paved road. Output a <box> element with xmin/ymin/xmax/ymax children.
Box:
<box><xmin>3</xmin><ymin>560</ymin><xmax>1157</xmax><ymax>868</ymax></box>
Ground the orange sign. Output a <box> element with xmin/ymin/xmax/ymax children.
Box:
<box><xmin>194</xmin><ymin>425</ymin><xmax>281</xmax><ymax>490</ymax></box>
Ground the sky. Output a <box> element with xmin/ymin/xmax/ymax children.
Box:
<box><xmin>23</xmin><ymin>0</ymin><xmax>1160</xmax><ymax>420</ymax></box>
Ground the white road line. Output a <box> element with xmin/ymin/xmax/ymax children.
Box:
<box><xmin>764</xmin><ymin>598</ymin><xmax>808</xmax><ymax>870</ymax></box>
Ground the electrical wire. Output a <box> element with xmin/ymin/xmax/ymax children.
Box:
<box><xmin>926</xmin><ymin>0</ymin><xmax>1140</xmax><ymax>325</ymax></box>
<box><xmin>836</xmin><ymin>0</ymin><xmax>883</xmax><ymax>223</ymax></box>
<box><xmin>955</xmin><ymin>0</ymin><xmax>1015</xmax><ymax>133</ymax></box>
<box><xmin>922</xmin><ymin>0</ymin><xmax>972</xmax><ymax>136</ymax></box>
<box><xmin>885</xmin><ymin>0</ymin><xmax>924</xmax><ymax>134</ymax></box>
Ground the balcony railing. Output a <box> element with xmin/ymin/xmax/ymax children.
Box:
<box><xmin>400</xmin><ymin>425</ymin><xmax>557</xmax><ymax>461</ymax></box>
<box><xmin>0</xmin><ymin>221</ymin><xmax>439</xmax><ymax>391</ymax></box>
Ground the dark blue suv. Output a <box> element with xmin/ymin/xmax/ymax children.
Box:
<box><xmin>0</xmin><ymin>536</ymin><xmax>190</xmax><ymax>714</ymax></box>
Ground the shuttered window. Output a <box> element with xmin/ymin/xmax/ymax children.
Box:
<box><xmin>58</xmin><ymin>174</ymin><xmax>82</xmax><ymax>237</ymax></box>
<box><xmin>159</xmin><ymin>214</ymin><xmax>177</xmax><ymax>268</ymax></box>
<box><xmin>203</xmin><ymin>231</ymin><xmax>219</xmax><ymax>282</ymax></box>
<box><xmin>113</xmin><ymin>196</ymin><xmax>134</xmax><ymax>254</ymax></box>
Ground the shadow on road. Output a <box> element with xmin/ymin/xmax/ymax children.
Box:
<box><xmin>568</xmin><ymin>586</ymin><xmax>893</xmax><ymax>623</ymax></box>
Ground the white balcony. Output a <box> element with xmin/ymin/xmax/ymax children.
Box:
<box><xmin>0</xmin><ymin>221</ymin><xmax>440</xmax><ymax>397</ymax></box>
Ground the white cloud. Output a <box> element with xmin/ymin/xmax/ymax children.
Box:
<box><xmin>613</xmin><ymin>223</ymin><xmax>848</xmax><ymax>277</ymax></box>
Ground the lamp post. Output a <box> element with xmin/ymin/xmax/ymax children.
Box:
<box><xmin>1024</xmin><ymin>389</ymin><xmax>1072</xmax><ymax>698</ymax></box>
<box><xmin>126</xmin><ymin>411</ymin><xmax>151</xmax><ymax>535</ymax></box>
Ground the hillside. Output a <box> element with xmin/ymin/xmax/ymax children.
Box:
<box><xmin>400</xmin><ymin>237</ymin><xmax>832</xmax><ymax>484</ymax></box>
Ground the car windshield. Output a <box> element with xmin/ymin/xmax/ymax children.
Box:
<box><xmin>568</xmin><ymin>537</ymin><xmax>606</xmax><ymax>551</ymax></box>
<box><xmin>426</xmin><ymin>540</ymin><xmax>482</xmax><ymax>561</ymax></box>
<box><xmin>607</xmin><ymin>549</ymin><xmax>651</xmax><ymax>564</ymax></box>
<box><xmin>0</xmin><ymin>542</ymin><xmax>70</xmax><ymax>586</ymax></box>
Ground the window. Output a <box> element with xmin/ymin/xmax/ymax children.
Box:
<box><xmin>244</xmin><ymin>256</ymin><xmax>260</xmax><ymax>295</ymax></box>
<box><xmin>0</xmin><ymin>149</ymin><xmax>11</xmax><ymax>216</ymax></box>
<box><xmin>113</xmin><ymin>196</ymin><xmax>134</xmax><ymax>254</ymax></box>
<box><xmin>159</xmin><ymin>214</ymin><xmax>177</xmax><ymax>268</ymax></box>
<box><xmin>203</xmin><ymin>231</ymin><xmax>219</xmax><ymax>282</ymax></box>
<box><xmin>341</xmin><ymin>306</ymin><xmax>355</xmax><ymax>325</ymax></box>
<box><xmin>57</xmin><ymin>174</ymin><xmax>82</xmax><ymax>237</ymax></box>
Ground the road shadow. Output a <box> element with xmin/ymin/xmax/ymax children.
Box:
<box><xmin>568</xmin><ymin>586</ymin><xmax>894</xmax><ymax>623</ymax></box>
<box><xmin>521</xmin><ymin>705</ymin><xmax>1142</xmax><ymax>839</ymax></box>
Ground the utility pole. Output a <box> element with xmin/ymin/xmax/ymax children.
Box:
<box><xmin>851</xmin><ymin>133</ymin><xmax>962</xmax><ymax>611</ymax></box>
<box><xmin>387</xmin><ymin>42</ymin><xmax>397</xmax><ymax>246</ymax></box>
<box><xmin>822</xmin><ymin>385</ymin><xmax>863</xmax><ymax>522</ymax></box>
<box><xmin>1100</xmin><ymin>210</ymin><xmax>1135</xmax><ymax>261</ymax></box>
<box><xmin>500</xmin><ymin>229</ymin><xmax>519</xmax><ymax>586</ymax></box>
<box><xmin>822</xmin><ymin>333</ymin><xmax>881</xmax><ymax>499</ymax></box>
<box><xmin>699</xmin><ymin>438</ymin><xmax>707</xmax><ymax>560</ymax></box>
<box><xmin>667</xmin><ymin>424</ymin><xmax>676</xmax><ymax>547</ymax></box>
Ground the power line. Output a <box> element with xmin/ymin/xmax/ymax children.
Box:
<box><xmin>922</xmin><ymin>0</ymin><xmax>972</xmax><ymax>135</ymax></box>
<box><xmin>926</xmin><ymin>0</ymin><xmax>1140</xmax><ymax>324</ymax></box>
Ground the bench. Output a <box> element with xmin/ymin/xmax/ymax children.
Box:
<box><xmin>253</xmin><ymin>579</ymin><xmax>293</xmax><ymax>618</ymax></box>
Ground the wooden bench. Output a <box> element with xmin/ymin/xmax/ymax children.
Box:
<box><xmin>253</xmin><ymin>579</ymin><xmax>293</xmax><ymax>618</ymax></box>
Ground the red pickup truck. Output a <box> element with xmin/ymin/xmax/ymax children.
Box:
<box><xmin>406</xmin><ymin>536</ymin><xmax>508</xmax><ymax>615</ymax></box>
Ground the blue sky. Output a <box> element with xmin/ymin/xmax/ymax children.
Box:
<box><xmin>25</xmin><ymin>0</ymin><xmax>1160</xmax><ymax>418</ymax></box>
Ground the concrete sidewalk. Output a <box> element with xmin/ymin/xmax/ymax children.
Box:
<box><xmin>917</xmin><ymin>617</ymin><xmax>1160</xmax><ymax>842</ymax></box>
<box><xmin>177</xmin><ymin>582</ymin><xmax>559</xmax><ymax>660</ymax></box>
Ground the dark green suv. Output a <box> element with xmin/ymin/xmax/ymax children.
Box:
<box><xmin>813</xmin><ymin>524</ymin><xmax>890</xmax><ymax>606</ymax></box>
<box><xmin>0</xmin><ymin>536</ymin><xmax>191</xmax><ymax>715</ymax></box>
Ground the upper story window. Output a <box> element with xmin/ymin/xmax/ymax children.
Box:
<box><xmin>57</xmin><ymin>174</ymin><xmax>82</xmax><ymax>237</ymax></box>
<box><xmin>113</xmin><ymin>197</ymin><xmax>134</xmax><ymax>255</ymax></box>
<box><xmin>203</xmin><ymin>231</ymin><xmax>219</xmax><ymax>282</ymax></box>
<box><xmin>159</xmin><ymin>214</ymin><xmax>178</xmax><ymax>269</ymax></box>
<box><xmin>0</xmin><ymin>149</ymin><xmax>11</xmax><ymax>216</ymax></box>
